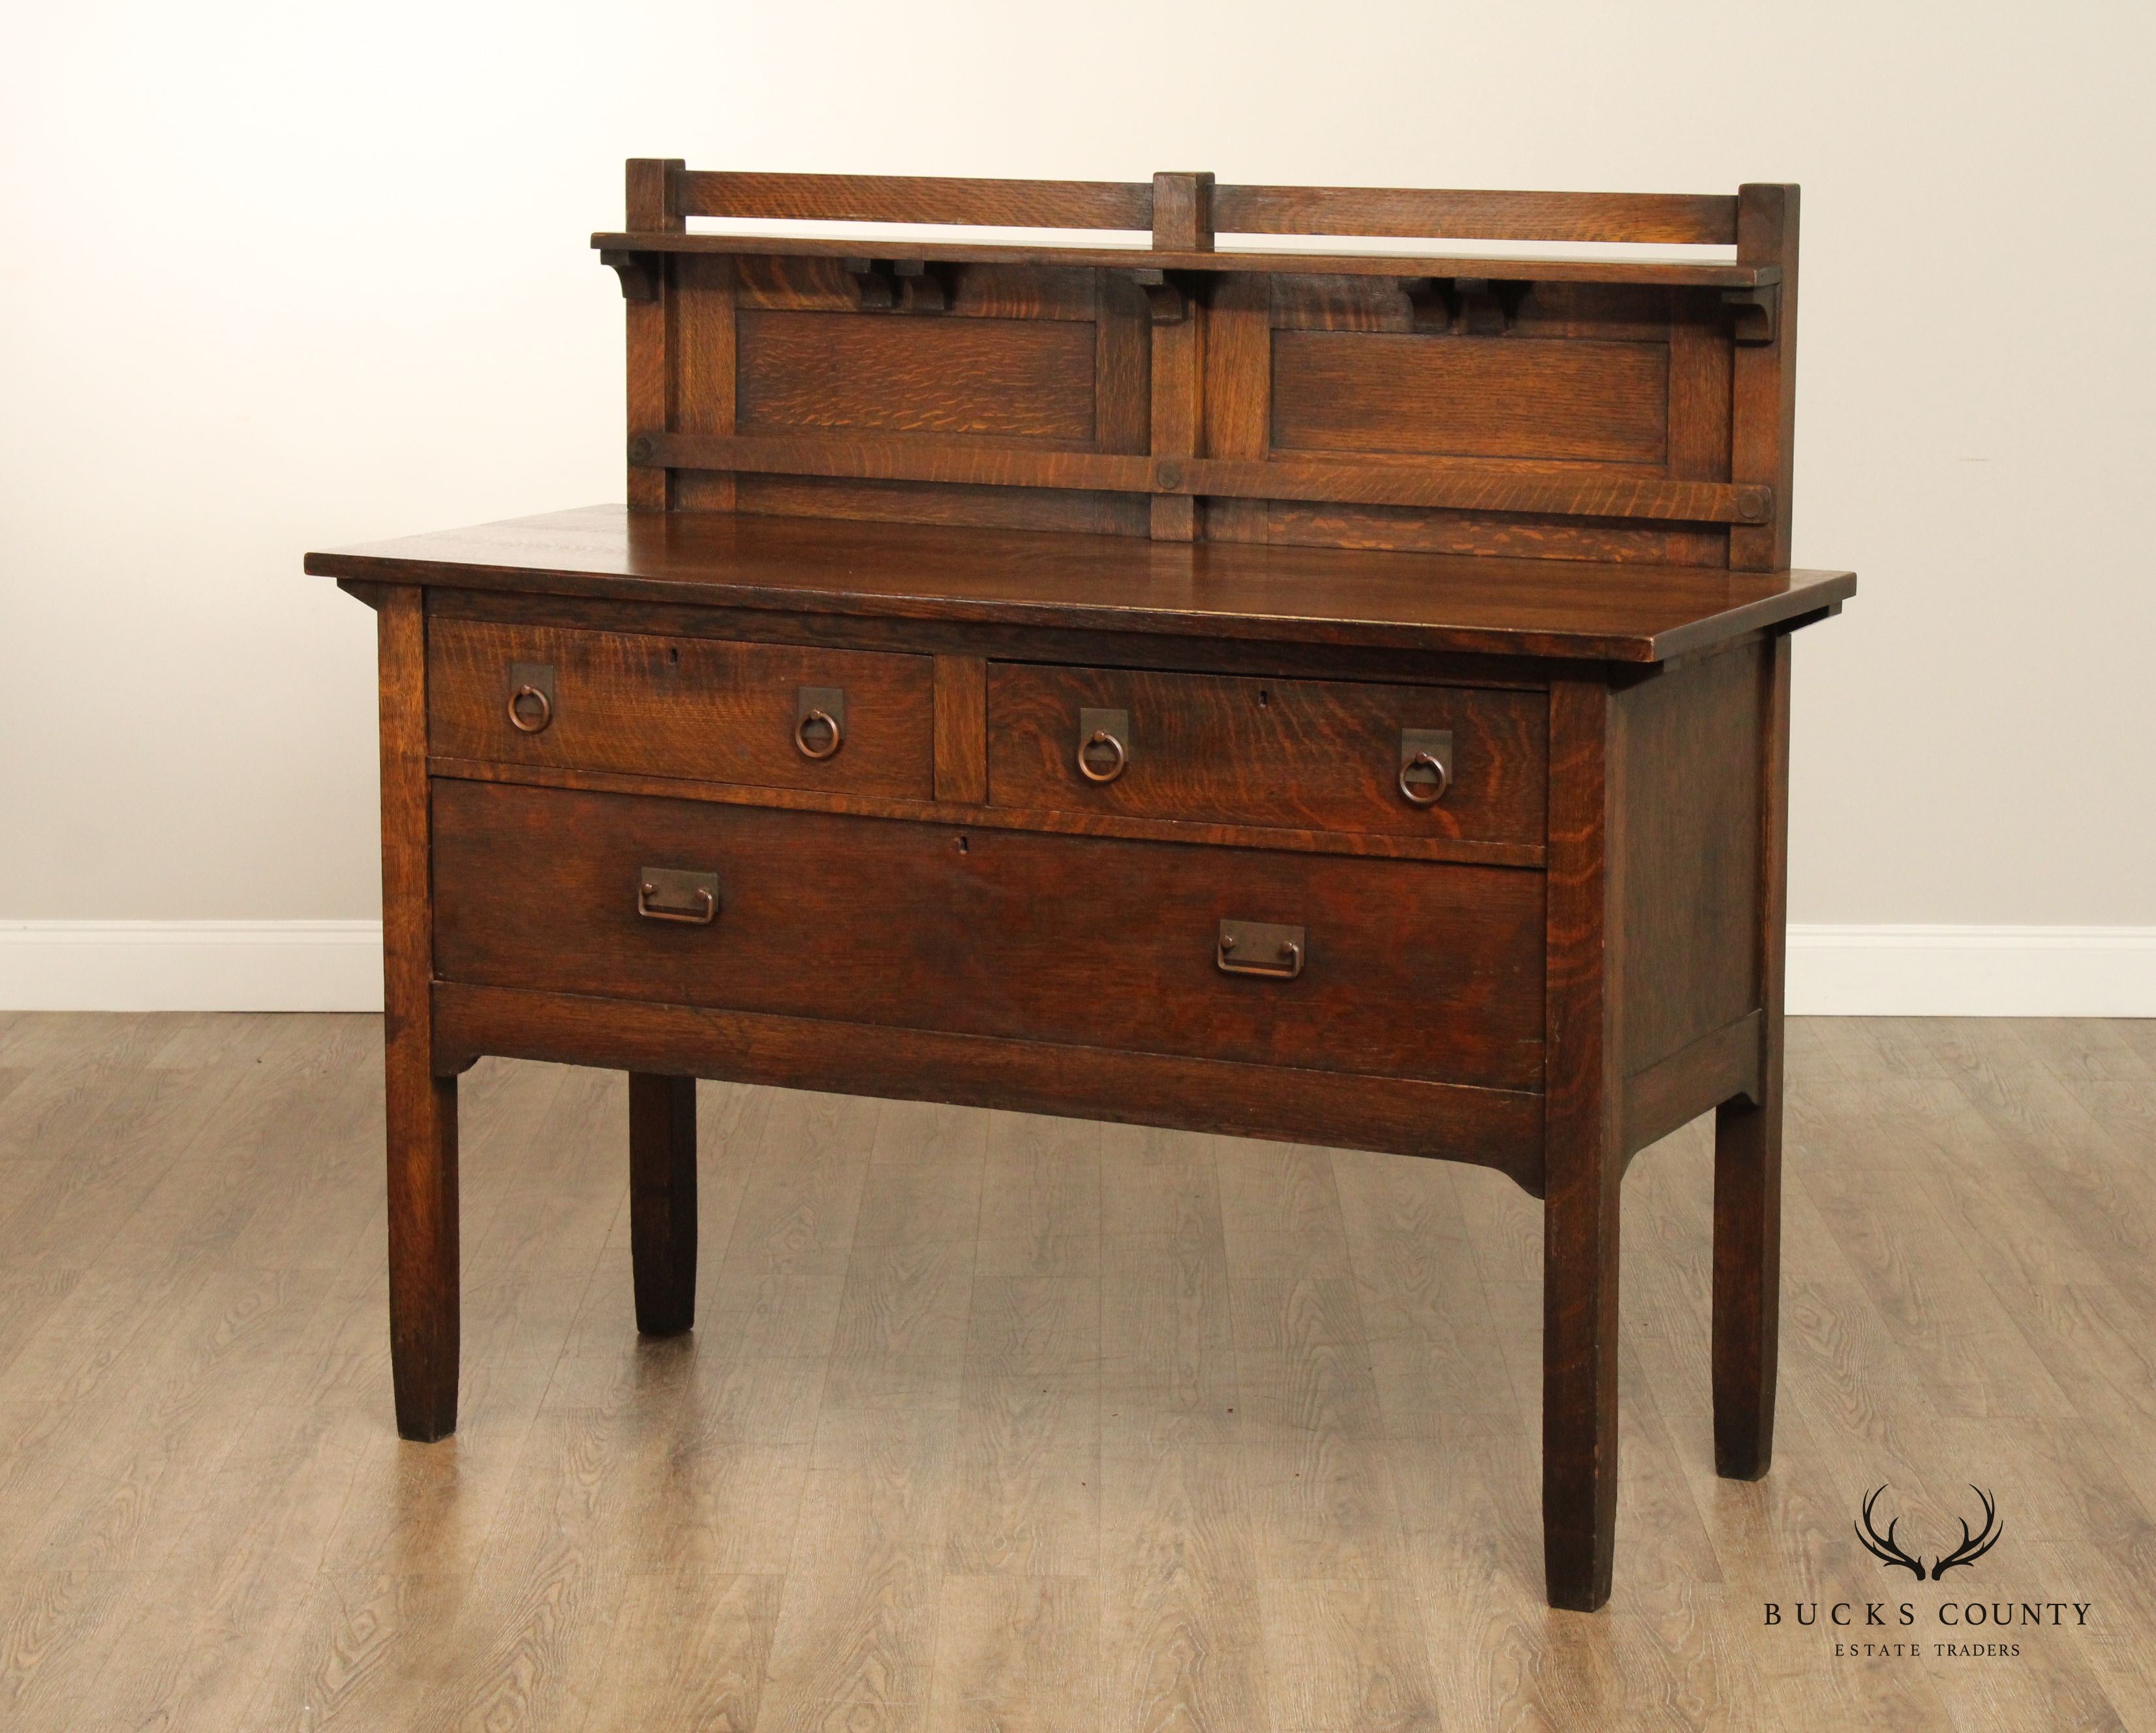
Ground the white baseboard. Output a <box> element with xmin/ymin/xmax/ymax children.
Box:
<box><xmin>0</xmin><ymin>921</ymin><xmax>387</xmax><ymax>1013</ymax></box>
<box><xmin>1785</xmin><ymin>924</ymin><xmax>2156</xmax><ymax>1017</ymax></box>
<box><xmin>0</xmin><ymin>920</ymin><xmax>2150</xmax><ymax>1018</ymax></box>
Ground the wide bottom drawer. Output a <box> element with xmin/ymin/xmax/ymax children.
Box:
<box><xmin>431</xmin><ymin>780</ymin><xmax>1547</xmax><ymax>1090</ymax></box>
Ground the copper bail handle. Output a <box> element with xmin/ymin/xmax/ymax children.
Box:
<box><xmin>1077</xmin><ymin>728</ymin><xmax>1128</xmax><ymax>784</ymax></box>
<box><xmin>638</xmin><ymin>881</ymin><xmax>716</xmax><ymax>925</ymax></box>
<box><xmin>506</xmin><ymin>684</ymin><xmax>552</xmax><ymax>733</ymax></box>
<box><xmin>1398</xmin><ymin>750</ymin><xmax>1450</xmax><ymax>806</ymax></box>
<box><xmin>795</xmin><ymin>707</ymin><xmax>842</xmax><ymax>760</ymax></box>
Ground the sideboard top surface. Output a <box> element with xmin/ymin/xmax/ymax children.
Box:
<box><xmin>307</xmin><ymin>506</ymin><xmax>1851</xmax><ymax>664</ymax></box>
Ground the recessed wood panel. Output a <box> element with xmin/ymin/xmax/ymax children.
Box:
<box><xmin>737</xmin><ymin>309</ymin><xmax>1097</xmax><ymax>440</ymax></box>
<box><xmin>1270</xmin><ymin>330</ymin><xmax>1669</xmax><ymax>466</ymax></box>
<box><xmin>1617</xmin><ymin>641</ymin><xmax>1765</xmax><ymax>1071</ymax></box>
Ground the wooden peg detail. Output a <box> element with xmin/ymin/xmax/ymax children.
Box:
<box><xmin>600</xmin><ymin>249</ymin><xmax>662</xmax><ymax>303</ymax></box>
<box><xmin>1721</xmin><ymin>283</ymin><xmax>1780</xmax><ymax>345</ymax></box>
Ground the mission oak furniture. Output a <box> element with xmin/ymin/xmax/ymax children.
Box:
<box><xmin>309</xmin><ymin>163</ymin><xmax>1853</xmax><ymax>1612</ymax></box>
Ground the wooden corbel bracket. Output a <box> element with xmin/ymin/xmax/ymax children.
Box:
<box><xmin>1403</xmin><ymin>277</ymin><xmax>1528</xmax><ymax>335</ymax></box>
<box><xmin>1721</xmin><ymin>283</ymin><xmax>1781</xmax><ymax>345</ymax></box>
<box><xmin>842</xmin><ymin>258</ymin><xmax>960</xmax><ymax>311</ymax></box>
<box><xmin>600</xmin><ymin>249</ymin><xmax>662</xmax><ymax>303</ymax></box>
<box><xmin>841</xmin><ymin>258</ymin><xmax>899</xmax><ymax>309</ymax></box>
<box><xmin>893</xmin><ymin>259</ymin><xmax>961</xmax><ymax>312</ymax></box>
<box><xmin>1132</xmin><ymin>268</ymin><xmax>1201</xmax><ymax>325</ymax></box>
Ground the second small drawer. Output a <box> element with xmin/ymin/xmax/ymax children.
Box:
<box><xmin>986</xmin><ymin>663</ymin><xmax>1546</xmax><ymax>842</ymax></box>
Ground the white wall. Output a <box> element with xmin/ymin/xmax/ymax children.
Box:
<box><xmin>3</xmin><ymin>1</ymin><xmax>2152</xmax><ymax>1005</ymax></box>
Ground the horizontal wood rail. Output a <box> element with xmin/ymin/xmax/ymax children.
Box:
<box><xmin>675</xmin><ymin>170</ymin><xmax>1154</xmax><ymax>231</ymax></box>
<box><xmin>1211</xmin><ymin>184</ymin><xmax>1740</xmax><ymax>247</ymax></box>
<box><xmin>641</xmin><ymin>432</ymin><xmax>1772</xmax><ymax>526</ymax></box>
<box><xmin>653</xmin><ymin>164</ymin><xmax>1746</xmax><ymax>251</ymax></box>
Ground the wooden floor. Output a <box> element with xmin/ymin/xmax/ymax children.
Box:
<box><xmin>0</xmin><ymin>1015</ymin><xmax>2150</xmax><ymax>1730</ymax></box>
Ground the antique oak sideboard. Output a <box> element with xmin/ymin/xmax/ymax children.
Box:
<box><xmin>307</xmin><ymin>164</ymin><xmax>1853</xmax><ymax>1611</ymax></box>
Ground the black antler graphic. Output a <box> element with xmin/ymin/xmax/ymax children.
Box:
<box><xmin>1855</xmin><ymin>1484</ymin><xmax>1926</xmax><ymax>1579</ymax></box>
<box><xmin>1930</xmin><ymin>1486</ymin><xmax>2002</xmax><ymax>1580</ymax></box>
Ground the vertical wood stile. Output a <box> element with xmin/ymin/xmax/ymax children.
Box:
<box><xmin>1148</xmin><ymin>172</ymin><xmax>1215</xmax><ymax>540</ymax></box>
<box><xmin>933</xmin><ymin>654</ymin><xmax>990</xmax><ymax>804</ymax></box>
<box><xmin>1541</xmin><ymin>675</ymin><xmax>1625</xmax><ymax>1610</ymax></box>
<box><xmin>673</xmin><ymin>254</ymin><xmax>738</xmax><ymax>510</ymax></box>
<box><xmin>1729</xmin><ymin>184</ymin><xmax>1799</xmax><ymax>571</ymax></box>
<box><xmin>626</xmin><ymin>157</ymin><xmax>685</xmax><ymax>510</ymax></box>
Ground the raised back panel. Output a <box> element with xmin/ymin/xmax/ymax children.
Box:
<box><xmin>602</xmin><ymin>164</ymin><xmax>1797</xmax><ymax>570</ymax></box>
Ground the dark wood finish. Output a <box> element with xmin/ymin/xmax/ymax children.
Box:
<box><xmin>591</xmin><ymin>230</ymin><xmax>1776</xmax><ymax>290</ymax></box>
<box><xmin>377</xmin><ymin>586</ymin><xmax>459</xmax><ymax>1443</ymax></box>
<box><xmin>1713</xmin><ymin>634</ymin><xmax>1791</xmax><ymax>1479</ymax></box>
<box><xmin>675</xmin><ymin>169</ymin><xmax>1153</xmax><ymax>230</ymax></box>
<box><xmin>431</xmin><ymin>983</ymin><xmax>1545</xmax><ymax>1191</ymax></box>
<box><xmin>641</xmin><ymin>433</ymin><xmax>1770</xmax><ymax>528</ymax></box>
<box><xmin>1269</xmin><ymin>330</ymin><xmax>1669</xmax><ymax>467</ymax></box>
<box><xmin>932</xmin><ymin>653</ymin><xmax>989</xmax><ymax>804</ymax></box>
<box><xmin>1210</xmin><ymin>183</ymin><xmax>1740</xmax><ymax>245</ymax></box>
<box><xmin>429</xmin><ymin>780</ymin><xmax>1547</xmax><ymax>1092</ymax></box>
<box><xmin>1541</xmin><ymin>676</ymin><xmax>1624</xmax><ymax>1612</ymax></box>
<box><xmin>624</xmin><ymin>158</ymin><xmax>683</xmax><ymax>511</ymax></box>
<box><xmin>627</xmin><ymin>1072</ymin><xmax>697</xmax><ymax>1336</ymax></box>
<box><xmin>309</xmin><ymin>508</ymin><xmax>1853</xmax><ymax>664</ymax></box>
<box><xmin>427</xmin><ymin>616</ymin><xmax>936</xmax><ymax>799</ymax></box>
<box><xmin>1615</xmin><ymin>644</ymin><xmax>1766</xmax><ymax>1071</ymax></box>
<box><xmin>1622</xmin><ymin>1009</ymin><xmax>1763</xmax><ymax>1160</ymax></box>
<box><xmin>324</xmin><ymin>165</ymin><xmax>1850</xmax><ymax>1612</ymax></box>
<box><xmin>1730</xmin><ymin>185</ymin><xmax>1800</xmax><ymax>572</ymax></box>
<box><xmin>433</xmin><ymin>756</ymin><xmax>1545</xmax><ymax>868</ymax></box>
<box><xmin>985</xmin><ymin>663</ymin><xmax>1545</xmax><ymax>844</ymax></box>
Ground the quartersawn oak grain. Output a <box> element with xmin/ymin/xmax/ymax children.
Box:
<box><xmin>309</xmin><ymin>506</ymin><xmax>1853</xmax><ymax>664</ymax></box>
<box><xmin>985</xmin><ymin>662</ymin><xmax>1547</xmax><ymax>844</ymax></box>
<box><xmin>429</xmin><ymin>778</ymin><xmax>1548</xmax><ymax>1092</ymax></box>
<box><xmin>324</xmin><ymin>164</ymin><xmax>1855</xmax><ymax>1616</ymax></box>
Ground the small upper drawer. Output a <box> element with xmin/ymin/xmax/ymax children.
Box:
<box><xmin>986</xmin><ymin>664</ymin><xmax>1545</xmax><ymax>843</ymax></box>
<box><xmin>428</xmin><ymin>619</ymin><xmax>935</xmax><ymax>799</ymax></box>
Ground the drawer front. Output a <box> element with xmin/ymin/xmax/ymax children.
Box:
<box><xmin>429</xmin><ymin>618</ymin><xmax>935</xmax><ymax>799</ymax></box>
<box><xmin>985</xmin><ymin>663</ymin><xmax>1546</xmax><ymax>842</ymax></box>
<box><xmin>433</xmin><ymin>780</ymin><xmax>1545</xmax><ymax>1091</ymax></box>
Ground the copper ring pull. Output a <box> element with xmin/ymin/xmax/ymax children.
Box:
<box><xmin>1398</xmin><ymin>750</ymin><xmax>1450</xmax><ymax>806</ymax></box>
<box><xmin>638</xmin><ymin>880</ymin><xmax>716</xmax><ymax>925</ymax></box>
<box><xmin>1077</xmin><ymin>728</ymin><xmax>1128</xmax><ymax>784</ymax></box>
<box><xmin>506</xmin><ymin>684</ymin><xmax>552</xmax><ymax>733</ymax></box>
<box><xmin>795</xmin><ymin>707</ymin><xmax>842</xmax><ymax>760</ymax></box>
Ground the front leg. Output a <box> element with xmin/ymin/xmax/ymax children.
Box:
<box><xmin>1716</xmin><ymin>632</ymin><xmax>1790</xmax><ymax>1480</ymax></box>
<box><xmin>1543</xmin><ymin>1133</ymin><xmax>1620</xmax><ymax>1611</ymax></box>
<box><xmin>387</xmin><ymin>1055</ymin><xmax>459</xmax><ymax>1439</ymax></box>
<box><xmin>628</xmin><ymin>1073</ymin><xmax>698</xmax><ymax>1335</ymax></box>
<box><xmin>378</xmin><ymin>583</ymin><xmax>459</xmax><ymax>1441</ymax></box>
<box><xmin>1541</xmin><ymin>675</ymin><xmax>1626</xmax><ymax>1611</ymax></box>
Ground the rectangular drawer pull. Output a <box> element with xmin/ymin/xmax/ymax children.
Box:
<box><xmin>1218</xmin><ymin>919</ymin><xmax>1305</xmax><ymax>979</ymax></box>
<box><xmin>637</xmin><ymin>866</ymin><xmax>719</xmax><ymax>925</ymax></box>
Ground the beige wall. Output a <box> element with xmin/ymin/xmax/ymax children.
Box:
<box><xmin>3</xmin><ymin>1</ymin><xmax>2151</xmax><ymax>929</ymax></box>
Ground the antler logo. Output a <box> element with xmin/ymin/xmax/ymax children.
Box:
<box><xmin>1856</xmin><ymin>1484</ymin><xmax>2003</xmax><ymax>1580</ymax></box>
